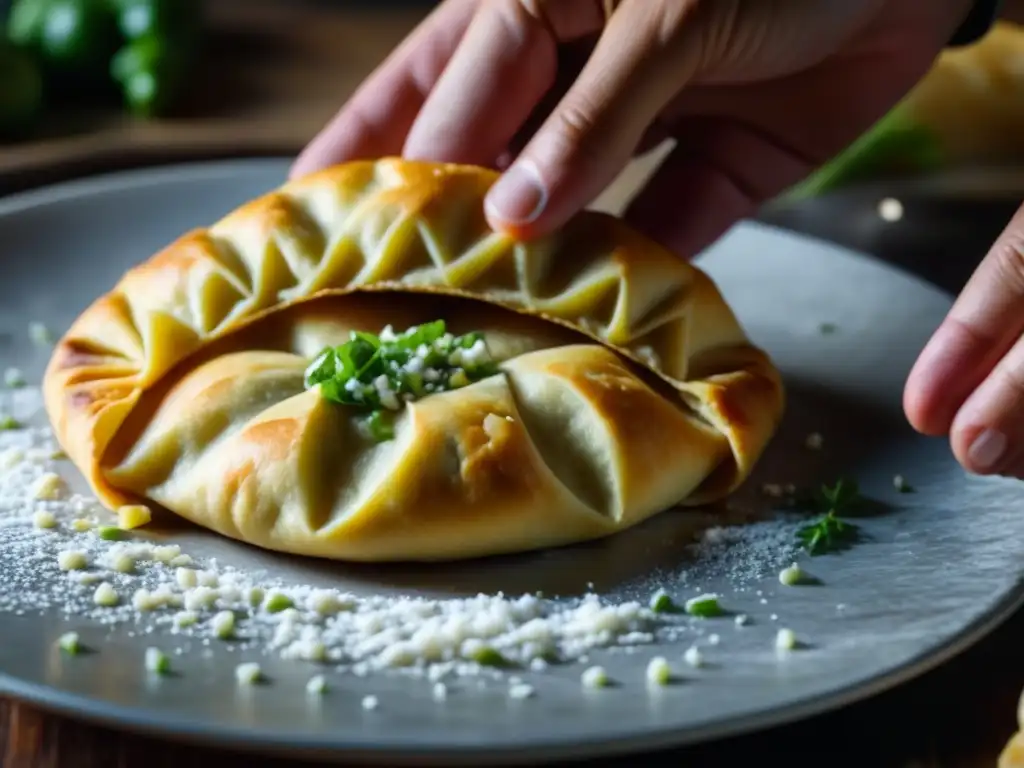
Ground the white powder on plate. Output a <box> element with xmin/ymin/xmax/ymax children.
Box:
<box><xmin>0</xmin><ymin>383</ymin><xmax>811</xmax><ymax>695</ymax></box>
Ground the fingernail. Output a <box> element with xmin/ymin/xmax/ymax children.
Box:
<box><xmin>968</xmin><ymin>428</ymin><xmax>1008</xmax><ymax>471</ymax></box>
<box><xmin>485</xmin><ymin>160</ymin><xmax>547</xmax><ymax>225</ymax></box>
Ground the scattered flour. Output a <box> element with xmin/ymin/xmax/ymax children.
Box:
<box><xmin>0</xmin><ymin>383</ymin><xmax>808</xmax><ymax>695</ymax></box>
<box><xmin>675</xmin><ymin>519</ymin><xmax>802</xmax><ymax>588</ymax></box>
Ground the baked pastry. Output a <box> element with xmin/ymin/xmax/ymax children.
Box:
<box><xmin>42</xmin><ymin>158</ymin><xmax>784</xmax><ymax>562</ymax></box>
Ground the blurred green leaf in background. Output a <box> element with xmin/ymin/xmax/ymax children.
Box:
<box><xmin>0</xmin><ymin>0</ymin><xmax>204</xmax><ymax>139</ymax></box>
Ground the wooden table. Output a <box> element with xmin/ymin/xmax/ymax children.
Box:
<box><xmin>3</xmin><ymin>2</ymin><xmax>1024</xmax><ymax>765</ymax></box>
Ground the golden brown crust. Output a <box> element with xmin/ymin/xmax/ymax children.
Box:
<box><xmin>43</xmin><ymin>158</ymin><xmax>784</xmax><ymax>561</ymax></box>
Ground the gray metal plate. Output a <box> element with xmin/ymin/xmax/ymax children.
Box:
<box><xmin>1</xmin><ymin>159</ymin><xmax>1023</xmax><ymax>765</ymax></box>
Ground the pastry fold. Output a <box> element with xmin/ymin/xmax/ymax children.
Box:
<box><xmin>43</xmin><ymin>159</ymin><xmax>784</xmax><ymax>561</ymax></box>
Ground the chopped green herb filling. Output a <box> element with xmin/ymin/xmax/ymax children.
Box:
<box><xmin>684</xmin><ymin>594</ymin><xmax>721</xmax><ymax>618</ymax></box>
<box><xmin>470</xmin><ymin>646</ymin><xmax>509</xmax><ymax>668</ymax></box>
<box><xmin>263</xmin><ymin>592</ymin><xmax>293</xmax><ymax>614</ymax></box>
<box><xmin>648</xmin><ymin>589</ymin><xmax>678</xmax><ymax>613</ymax></box>
<box><xmin>97</xmin><ymin>525</ymin><xmax>125</xmax><ymax>541</ymax></box>
<box><xmin>304</xmin><ymin>320</ymin><xmax>500</xmax><ymax>443</ymax></box>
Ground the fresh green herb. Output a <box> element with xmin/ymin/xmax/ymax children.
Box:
<box><xmin>794</xmin><ymin>478</ymin><xmax>864</xmax><ymax>555</ymax></box>
<box><xmin>470</xmin><ymin>646</ymin><xmax>509</xmax><ymax>668</ymax></box>
<box><xmin>360</xmin><ymin>410</ymin><xmax>395</xmax><ymax>443</ymax></box>
<box><xmin>797</xmin><ymin>511</ymin><xmax>859</xmax><ymax>555</ymax></box>
<box><xmin>0</xmin><ymin>415</ymin><xmax>21</xmax><ymax>430</ymax></box>
<box><xmin>144</xmin><ymin>647</ymin><xmax>170</xmax><ymax>675</ymax></box>
<box><xmin>648</xmin><ymin>590</ymin><xmax>678</xmax><ymax>614</ymax></box>
<box><xmin>684</xmin><ymin>594</ymin><xmax>721</xmax><ymax>618</ymax></box>
<box><xmin>97</xmin><ymin>525</ymin><xmax>124</xmax><ymax>541</ymax></box>
<box><xmin>820</xmin><ymin>478</ymin><xmax>860</xmax><ymax>514</ymax></box>
<box><xmin>264</xmin><ymin>592</ymin><xmax>293</xmax><ymax>614</ymax></box>
<box><xmin>304</xmin><ymin>321</ymin><xmax>500</xmax><ymax>443</ymax></box>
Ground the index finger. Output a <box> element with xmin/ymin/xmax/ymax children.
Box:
<box><xmin>290</xmin><ymin>0</ymin><xmax>478</xmax><ymax>180</ymax></box>
<box><xmin>904</xmin><ymin>204</ymin><xmax>1024</xmax><ymax>471</ymax></box>
<box><xmin>403</xmin><ymin>0</ymin><xmax>610</xmax><ymax>167</ymax></box>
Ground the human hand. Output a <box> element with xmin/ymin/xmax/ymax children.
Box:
<box><xmin>292</xmin><ymin>0</ymin><xmax>972</xmax><ymax>259</ymax></box>
<box><xmin>905</xmin><ymin>205</ymin><xmax>1024</xmax><ymax>478</ymax></box>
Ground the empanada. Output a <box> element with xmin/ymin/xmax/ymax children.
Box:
<box><xmin>43</xmin><ymin>159</ymin><xmax>784</xmax><ymax>562</ymax></box>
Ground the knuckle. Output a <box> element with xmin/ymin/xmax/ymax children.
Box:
<box><xmin>554</xmin><ymin>99</ymin><xmax>597</xmax><ymax>144</ymax></box>
<box><xmin>995</xmin><ymin>352</ymin><xmax>1024</xmax><ymax>402</ymax></box>
<box><xmin>548</xmin><ymin>100</ymin><xmax>608</xmax><ymax>169</ymax></box>
<box><xmin>990</xmin><ymin>229</ymin><xmax>1024</xmax><ymax>291</ymax></box>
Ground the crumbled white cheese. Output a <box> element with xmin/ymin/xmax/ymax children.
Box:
<box><xmin>92</xmin><ymin>582</ymin><xmax>118</xmax><ymax>607</ymax></box>
<box><xmin>183</xmin><ymin>586</ymin><xmax>218</xmax><ymax>611</ymax></box>
<box><xmin>449</xmin><ymin>339</ymin><xmax>489</xmax><ymax>367</ymax></box>
<box><xmin>28</xmin><ymin>321</ymin><xmax>54</xmax><ymax>346</ymax></box>
<box><xmin>176</xmin><ymin>567</ymin><xmax>198</xmax><ymax>589</ymax></box>
<box><xmin>361</xmin><ymin>695</ymin><xmax>379</xmax><ymax>710</ymax></box>
<box><xmin>581</xmin><ymin>665</ymin><xmax>609</xmax><ymax>688</ymax></box>
<box><xmin>57</xmin><ymin>550</ymin><xmax>87</xmax><ymax>571</ymax></box>
<box><xmin>509</xmin><ymin>683</ymin><xmax>535</xmax><ymax>700</ymax></box>
<box><xmin>646</xmin><ymin>656</ymin><xmax>672</xmax><ymax>685</ymax></box>
<box><xmin>0</xmin><ymin>447</ymin><xmax>24</xmax><ymax>470</ymax></box>
<box><xmin>234</xmin><ymin>662</ymin><xmax>262</xmax><ymax>685</ymax></box>
<box><xmin>734</xmin><ymin>614</ymin><xmax>750</xmax><ymax>627</ymax></box>
<box><xmin>3</xmin><ymin>368</ymin><xmax>25</xmax><ymax>388</ymax></box>
<box><xmin>211</xmin><ymin>610</ymin><xmax>235</xmax><ymax>639</ymax></box>
<box><xmin>173</xmin><ymin>611</ymin><xmax>198</xmax><ymax>629</ymax></box>
<box><xmin>305</xmin><ymin>675</ymin><xmax>327</xmax><ymax>695</ymax></box>
<box><xmin>779</xmin><ymin>563</ymin><xmax>804</xmax><ymax>586</ymax></box>
<box><xmin>372</xmin><ymin>374</ymin><xmax>400</xmax><ymax>411</ymax></box>
<box><xmin>432</xmin><ymin>682</ymin><xmax>448</xmax><ymax>700</ymax></box>
<box><xmin>132</xmin><ymin>587</ymin><xmax>179</xmax><ymax>611</ymax></box>
<box><xmin>775</xmin><ymin>628</ymin><xmax>798</xmax><ymax>652</ymax></box>
<box><xmin>308</xmin><ymin>589</ymin><xmax>350</xmax><ymax>616</ymax></box>
<box><xmin>152</xmin><ymin>545</ymin><xmax>181</xmax><ymax>564</ymax></box>
<box><xmin>878</xmin><ymin>197</ymin><xmax>904</xmax><ymax>222</ymax></box>
<box><xmin>111</xmin><ymin>553</ymin><xmax>135</xmax><ymax>574</ymax></box>
<box><xmin>33</xmin><ymin>472</ymin><xmax>66</xmax><ymax>500</ymax></box>
<box><xmin>683</xmin><ymin>646</ymin><xmax>703</xmax><ymax>667</ymax></box>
